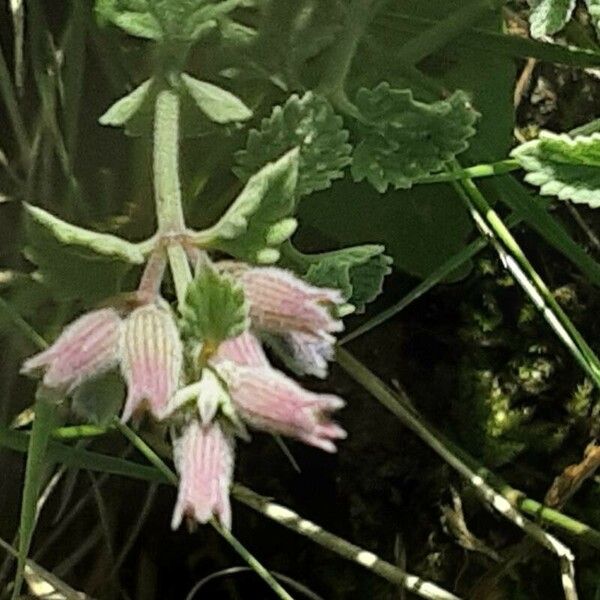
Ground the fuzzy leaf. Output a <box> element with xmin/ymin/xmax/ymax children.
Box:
<box><xmin>99</xmin><ymin>78</ymin><xmax>153</xmax><ymax>127</ymax></box>
<box><xmin>180</xmin><ymin>263</ymin><xmax>249</xmax><ymax>345</ymax></box>
<box><xmin>25</xmin><ymin>205</ymin><xmax>145</xmax><ymax>263</ymax></box>
<box><xmin>24</xmin><ymin>204</ymin><xmax>143</xmax><ymax>302</ymax></box>
<box><xmin>511</xmin><ymin>131</ymin><xmax>600</xmax><ymax>207</ymax></box>
<box><xmin>351</xmin><ymin>84</ymin><xmax>478</xmax><ymax>193</ymax></box>
<box><xmin>96</xmin><ymin>0</ymin><xmax>242</xmax><ymax>42</ymax></box>
<box><xmin>288</xmin><ymin>244</ymin><xmax>392</xmax><ymax>313</ymax></box>
<box><xmin>96</xmin><ymin>0</ymin><xmax>163</xmax><ymax>39</ymax></box>
<box><xmin>180</xmin><ymin>73</ymin><xmax>252</xmax><ymax>124</ymax></box>
<box><xmin>527</xmin><ymin>0</ymin><xmax>576</xmax><ymax>39</ymax></box>
<box><xmin>235</xmin><ymin>92</ymin><xmax>352</xmax><ymax>197</ymax></box>
<box><xmin>199</xmin><ymin>149</ymin><xmax>299</xmax><ymax>263</ymax></box>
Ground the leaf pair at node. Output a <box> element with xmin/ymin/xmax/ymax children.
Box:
<box><xmin>99</xmin><ymin>73</ymin><xmax>251</xmax><ymax>136</ymax></box>
<box><xmin>96</xmin><ymin>0</ymin><xmax>246</xmax><ymax>44</ymax></box>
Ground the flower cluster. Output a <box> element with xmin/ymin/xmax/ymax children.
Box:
<box><xmin>22</xmin><ymin>262</ymin><xmax>346</xmax><ymax>530</ymax></box>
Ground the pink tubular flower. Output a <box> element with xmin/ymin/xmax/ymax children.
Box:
<box><xmin>120</xmin><ymin>303</ymin><xmax>183</xmax><ymax>422</ymax></box>
<box><xmin>21</xmin><ymin>308</ymin><xmax>122</xmax><ymax>392</ymax></box>
<box><xmin>212</xmin><ymin>330</ymin><xmax>269</xmax><ymax>368</ymax></box>
<box><xmin>268</xmin><ymin>330</ymin><xmax>336</xmax><ymax>379</ymax></box>
<box><xmin>233</xmin><ymin>266</ymin><xmax>344</xmax><ymax>337</ymax></box>
<box><xmin>217</xmin><ymin>361</ymin><xmax>346</xmax><ymax>453</ymax></box>
<box><xmin>171</xmin><ymin>420</ymin><xmax>234</xmax><ymax>530</ymax></box>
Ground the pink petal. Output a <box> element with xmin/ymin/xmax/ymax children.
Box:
<box><xmin>21</xmin><ymin>308</ymin><xmax>122</xmax><ymax>392</ymax></box>
<box><xmin>212</xmin><ymin>330</ymin><xmax>269</xmax><ymax>368</ymax></box>
<box><xmin>217</xmin><ymin>362</ymin><xmax>346</xmax><ymax>452</ymax></box>
<box><xmin>120</xmin><ymin>303</ymin><xmax>183</xmax><ymax>422</ymax></box>
<box><xmin>222</xmin><ymin>264</ymin><xmax>343</xmax><ymax>337</ymax></box>
<box><xmin>171</xmin><ymin>420</ymin><xmax>235</xmax><ymax>530</ymax></box>
<box><xmin>268</xmin><ymin>330</ymin><xmax>336</xmax><ymax>379</ymax></box>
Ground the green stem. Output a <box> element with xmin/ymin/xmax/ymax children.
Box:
<box><xmin>415</xmin><ymin>159</ymin><xmax>520</xmax><ymax>184</ymax></box>
<box><xmin>335</xmin><ymin>348</ymin><xmax>578</xmax><ymax>600</ymax></box>
<box><xmin>453</xmin><ymin>174</ymin><xmax>600</xmax><ymax>389</ymax></box>
<box><xmin>51</xmin><ymin>424</ymin><xmax>111</xmax><ymax>440</ymax></box>
<box><xmin>317</xmin><ymin>0</ymin><xmax>377</xmax><ymax>110</ymax></box>
<box><xmin>153</xmin><ymin>89</ymin><xmax>193</xmax><ymax>306</ymax></box>
<box><xmin>153</xmin><ymin>90</ymin><xmax>186</xmax><ymax>233</ymax></box>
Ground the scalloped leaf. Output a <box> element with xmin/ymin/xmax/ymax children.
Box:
<box><xmin>511</xmin><ymin>131</ymin><xmax>600</xmax><ymax>207</ymax></box>
<box><xmin>527</xmin><ymin>0</ymin><xmax>576</xmax><ymax>39</ymax></box>
<box><xmin>24</xmin><ymin>204</ymin><xmax>144</xmax><ymax>302</ymax></box>
<box><xmin>99</xmin><ymin>78</ymin><xmax>154</xmax><ymax>127</ymax></box>
<box><xmin>351</xmin><ymin>84</ymin><xmax>479</xmax><ymax>193</ymax></box>
<box><xmin>180</xmin><ymin>263</ymin><xmax>249</xmax><ymax>345</ymax></box>
<box><xmin>234</xmin><ymin>92</ymin><xmax>352</xmax><ymax>197</ymax></box>
<box><xmin>292</xmin><ymin>244</ymin><xmax>392</xmax><ymax>313</ymax></box>
<box><xmin>199</xmin><ymin>149</ymin><xmax>299</xmax><ymax>264</ymax></box>
<box><xmin>180</xmin><ymin>73</ymin><xmax>252</xmax><ymax>124</ymax></box>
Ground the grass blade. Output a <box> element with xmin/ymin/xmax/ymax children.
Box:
<box><xmin>492</xmin><ymin>175</ymin><xmax>600</xmax><ymax>287</ymax></box>
<box><xmin>376</xmin><ymin>12</ymin><xmax>600</xmax><ymax>68</ymax></box>
<box><xmin>335</xmin><ymin>349</ymin><xmax>578</xmax><ymax>600</ymax></box>
<box><xmin>11</xmin><ymin>389</ymin><xmax>57</xmax><ymax>600</ymax></box>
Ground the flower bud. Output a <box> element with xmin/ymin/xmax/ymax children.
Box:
<box><xmin>120</xmin><ymin>303</ymin><xmax>183</xmax><ymax>422</ymax></box>
<box><xmin>217</xmin><ymin>362</ymin><xmax>346</xmax><ymax>453</ymax></box>
<box><xmin>21</xmin><ymin>309</ymin><xmax>122</xmax><ymax>393</ymax></box>
<box><xmin>171</xmin><ymin>420</ymin><xmax>234</xmax><ymax>530</ymax></box>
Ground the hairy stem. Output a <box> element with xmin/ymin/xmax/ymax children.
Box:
<box><xmin>317</xmin><ymin>0</ymin><xmax>377</xmax><ymax>111</ymax></box>
<box><xmin>153</xmin><ymin>90</ymin><xmax>192</xmax><ymax>305</ymax></box>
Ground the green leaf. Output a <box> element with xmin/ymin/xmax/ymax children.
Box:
<box><xmin>25</xmin><ymin>204</ymin><xmax>145</xmax><ymax>263</ymax></box>
<box><xmin>12</xmin><ymin>389</ymin><xmax>59</xmax><ymax>600</ymax></box>
<box><xmin>0</xmin><ymin>425</ymin><xmax>169</xmax><ymax>484</ymax></box>
<box><xmin>96</xmin><ymin>0</ymin><xmax>242</xmax><ymax>43</ymax></box>
<box><xmin>71</xmin><ymin>372</ymin><xmax>125</xmax><ymax>426</ymax></box>
<box><xmin>585</xmin><ymin>0</ymin><xmax>600</xmax><ymax>33</ymax></box>
<box><xmin>234</xmin><ymin>92</ymin><xmax>352</xmax><ymax>197</ymax></box>
<box><xmin>180</xmin><ymin>263</ymin><xmax>249</xmax><ymax>345</ymax></box>
<box><xmin>300</xmin><ymin>178</ymin><xmax>473</xmax><ymax>281</ymax></box>
<box><xmin>511</xmin><ymin>131</ymin><xmax>600</xmax><ymax>207</ymax></box>
<box><xmin>285</xmin><ymin>244</ymin><xmax>392</xmax><ymax>313</ymax></box>
<box><xmin>527</xmin><ymin>0</ymin><xmax>576</xmax><ymax>39</ymax></box>
<box><xmin>96</xmin><ymin>0</ymin><xmax>163</xmax><ymax>40</ymax></box>
<box><xmin>199</xmin><ymin>149</ymin><xmax>300</xmax><ymax>264</ymax></box>
<box><xmin>180</xmin><ymin>73</ymin><xmax>252</xmax><ymax>124</ymax></box>
<box><xmin>351</xmin><ymin>84</ymin><xmax>479</xmax><ymax>193</ymax></box>
<box><xmin>24</xmin><ymin>204</ymin><xmax>144</xmax><ymax>302</ymax></box>
<box><xmin>99</xmin><ymin>78</ymin><xmax>154</xmax><ymax>127</ymax></box>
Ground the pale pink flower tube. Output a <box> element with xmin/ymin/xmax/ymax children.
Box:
<box><xmin>234</xmin><ymin>266</ymin><xmax>344</xmax><ymax>337</ymax></box>
<box><xmin>217</xmin><ymin>362</ymin><xmax>346</xmax><ymax>453</ymax></box>
<box><xmin>171</xmin><ymin>420</ymin><xmax>234</xmax><ymax>529</ymax></box>
<box><xmin>120</xmin><ymin>303</ymin><xmax>183</xmax><ymax>422</ymax></box>
<box><xmin>212</xmin><ymin>330</ymin><xmax>269</xmax><ymax>368</ymax></box>
<box><xmin>21</xmin><ymin>308</ymin><xmax>122</xmax><ymax>392</ymax></box>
